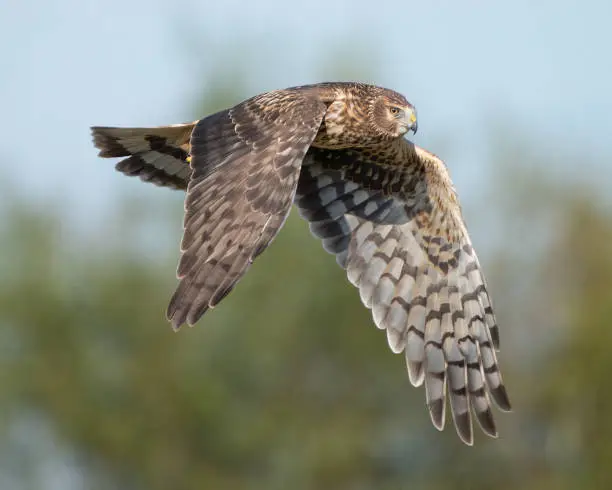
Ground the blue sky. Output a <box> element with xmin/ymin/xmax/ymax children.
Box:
<box><xmin>1</xmin><ymin>0</ymin><xmax>610</xmax><ymax>223</ymax></box>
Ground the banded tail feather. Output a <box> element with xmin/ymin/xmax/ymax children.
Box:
<box><xmin>91</xmin><ymin>124</ymin><xmax>195</xmax><ymax>190</ymax></box>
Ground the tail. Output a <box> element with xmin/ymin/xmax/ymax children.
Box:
<box><xmin>91</xmin><ymin>123</ymin><xmax>197</xmax><ymax>190</ymax></box>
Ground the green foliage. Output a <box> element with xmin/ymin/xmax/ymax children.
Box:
<box><xmin>531</xmin><ymin>195</ymin><xmax>612</xmax><ymax>490</ymax></box>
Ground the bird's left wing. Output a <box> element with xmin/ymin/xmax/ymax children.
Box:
<box><xmin>295</xmin><ymin>139</ymin><xmax>511</xmax><ymax>445</ymax></box>
<box><xmin>167</xmin><ymin>89</ymin><xmax>327</xmax><ymax>330</ymax></box>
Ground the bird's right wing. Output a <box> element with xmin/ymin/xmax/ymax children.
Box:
<box><xmin>166</xmin><ymin>89</ymin><xmax>328</xmax><ymax>330</ymax></box>
<box><xmin>295</xmin><ymin>139</ymin><xmax>511</xmax><ymax>445</ymax></box>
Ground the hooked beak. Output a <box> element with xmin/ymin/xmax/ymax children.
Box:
<box><xmin>405</xmin><ymin>107</ymin><xmax>418</xmax><ymax>134</ymax></box>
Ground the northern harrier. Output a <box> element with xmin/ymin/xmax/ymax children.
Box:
<box><xmin>91</xmin><ymin>82</ymin><xmax>511</xmax><ymax>445</ymax></box>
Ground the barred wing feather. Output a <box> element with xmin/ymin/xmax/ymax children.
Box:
<box><xmin>167</xmin><ymin>90</ymin><xmax>328</xmax><ymax>330</ymax></box>
<box><xmin>295</xmin><ymin>140</ymin><xmax>511</xmax><ymax>445</ymax></box>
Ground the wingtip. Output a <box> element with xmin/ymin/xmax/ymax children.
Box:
<box><xmin>459</xmin><ymin>431</ymin><xmax>474</xmax><ymax>446</ymax></box>
<box><xmin>167</xmin><ymin>310</ymin><xmax>184</xmax><ymax>332</ymax></box>
<box><xmin>474</xmin><ymin>408</ymin><xmax>498</xmax><ymax>438</ymax></box>
<box><xmin>428</xmin><ymin>399</ymin><xmax>446</xmax><ymax>431</ymax></box>
<box><xmin>453</xmin><ymin>411</ymin><xmax>474</xmax><ymax>446</ymax></box>
<box><xmin>492</xmin><ymin>385</ymin><xmax>512</xmax><ymax>412</ymax></box>
<box><xmin>407</xmin><ymin>361</ymin><xmax>425</xmax><ymax>387</ymax></box>
<box><xmin>166</xmin><ymin>300</ymin><xmax>187</xmax><ymax>332</ymax></box>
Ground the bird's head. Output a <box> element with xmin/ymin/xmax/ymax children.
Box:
<box><xmin>370</xmin><ymin>90</ymin><xmax>418</xmax><ymax>139</ymax></box>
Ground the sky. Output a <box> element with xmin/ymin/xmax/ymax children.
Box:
<box><xmin>1</xmin><ymin>0</ymin><xmax>610</xmax><ymax>224</ymax></box>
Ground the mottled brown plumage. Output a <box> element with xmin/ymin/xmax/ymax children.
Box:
<box><xmin>91</xmin><ymin>82</ymin><xmax>511</xmax><ymax>445</ymax></box>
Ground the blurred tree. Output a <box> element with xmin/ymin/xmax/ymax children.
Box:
<box><xmin>528</xmin><ymin>193</ymin><xmax>612</xmax><ymax>490</ymax></box>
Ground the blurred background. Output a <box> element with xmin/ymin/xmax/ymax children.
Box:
<box><xmin>1</xmin><ymin>1</ymin><xmax>611</xmax><ymax>489</ymax></box>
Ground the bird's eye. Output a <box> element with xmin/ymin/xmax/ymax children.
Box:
<box><xmin>390</xmin><ymin>107</ymin><xmax>401</xmax><ymax>116</ymax></box>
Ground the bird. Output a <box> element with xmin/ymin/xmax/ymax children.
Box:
<box><xmin>91</xmin><ymin>81</ymin><xmax>511</xmax><ymax>445</ymax></box>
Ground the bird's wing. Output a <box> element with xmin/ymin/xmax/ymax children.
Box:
<box><xmin>295</xmin><ymin>139</ymin><xmax>511</xmax><ymax>445</ymax></box>
<box><xmin>91</xmin><ymin>124</ymin><xmax>194</xmax><ymax>190</ymax></box>
<box><xmin>167</xmin><ymin>89</ymin><xmax>328</xmax><ymax>329</ymax></box>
